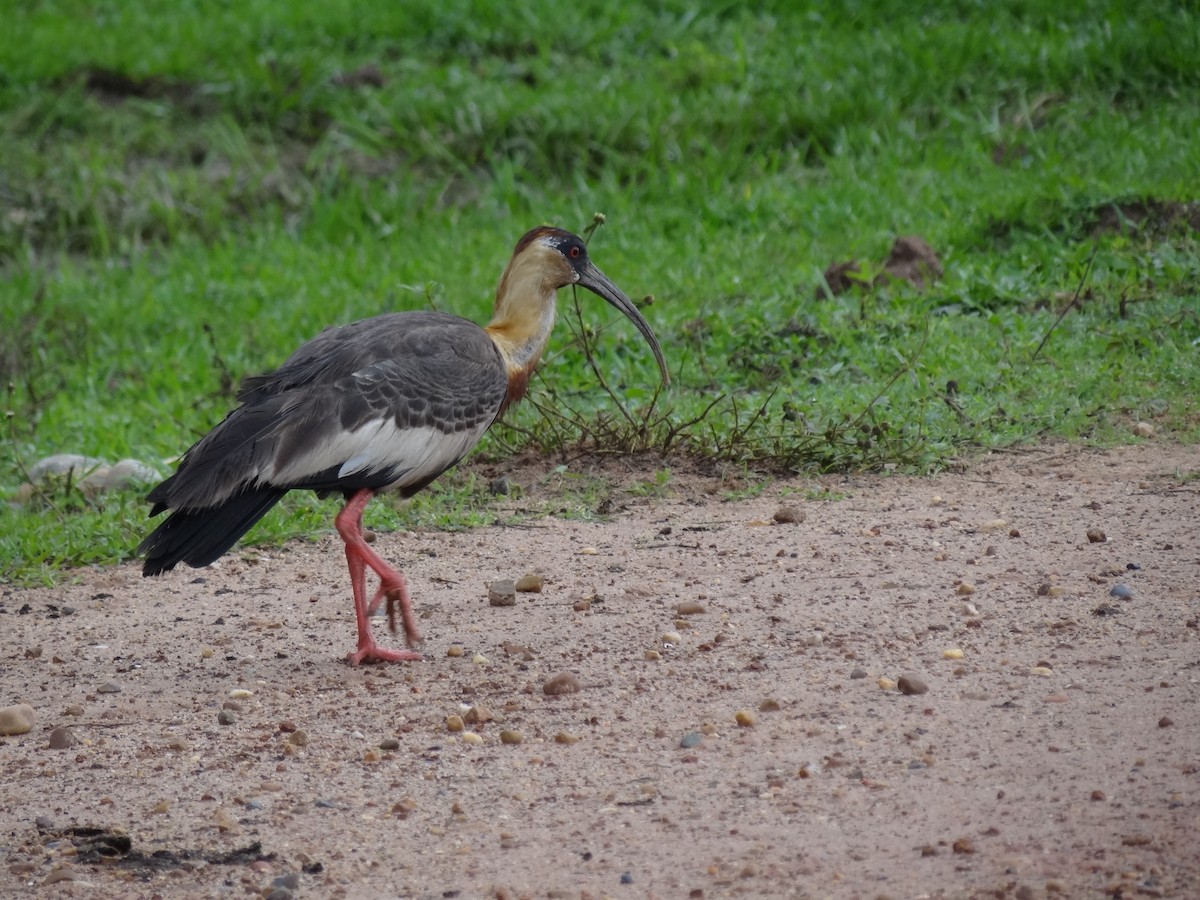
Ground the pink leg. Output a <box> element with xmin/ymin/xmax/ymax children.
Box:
<box><xmin>335</xmin><ymin>489</ymin><xmax>422</xmax><ymax>666</ymax></box>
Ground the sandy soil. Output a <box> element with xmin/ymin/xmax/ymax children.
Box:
<box><xmin>1</xmin><ymin>442</ymin><xmax>1198</xmax><ymax>899</ymax></box>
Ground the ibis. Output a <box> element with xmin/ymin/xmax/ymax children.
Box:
<box><xmin>139</xmin><ymin>227</ymin><xmax>668</xmax><ymax>665</ymax></box>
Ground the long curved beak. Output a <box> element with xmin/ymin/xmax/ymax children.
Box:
<box><xmin>577</xmin><ymin>261</ymin><xmax>670</xmax><ymax>386</ymax></box>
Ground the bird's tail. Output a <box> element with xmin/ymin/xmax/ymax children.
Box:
<box><xmin>139</xmin><ymin>488</ymin><xmax>287</xmax><ymax>576</ymax></box>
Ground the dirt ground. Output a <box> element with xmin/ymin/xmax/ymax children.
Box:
<box><xmin>1</xmin><ymin>442</ymin><xmax>1198</xmax><ymax>899</ymax></box>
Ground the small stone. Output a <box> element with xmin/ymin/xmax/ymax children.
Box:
<box><xmin>461</xmin><ymin>731</ymin><xmax>484</xmax><ymax>745</ymax></box>
<box><xmin>680</xmin><ymin>731</ymin><xmax>703</xmax><ymax>749</ymax></box>
<box><xmin>1031</xmin><ymin>667</ymin><xmax>1053</xmax><ymax>677</ymax></box>
<box><xmin>0</xmin><ymin>703</ymin><xmax>35</xmax><ymax>735</ymax></box>
<box><xmin>65</xmin><ymin>704</ymin><xmax>84</xmax><ymax>716</ymax></box>
<box><xmin>278</xmin><ymin>720</ymin><xmax>297</xmax><ymax>733</ymax></box>
<box><xmin>515</xmin><ymin>574</ymin><xmax>543</xmax><ymax>593</ymax></box>
<box><xmin>166</xmin><ymin>735</ymin><xmax>191</xmax><ymax>751</ymax></box>
<box><xmin>543</xmin><ymin>672</ymin><xmax>581</xmax><ymax>696</ymax></box>
<box><xmin>580</xmin><ymin>547</ymin><xmax>599</xmax><ymax>555</ymax></box>
<box><xmin>96</xmin><ymin>681</ymin><xmax>121</xmax><ymax>694</ymax></box>
<box><xmin>897</xmin><ymin>674</ymin><xmax>928</xmax><ymax>696</ymax></box>
<box><xmin>662</xmin><ymin>631</ymin><xmax>682</xmax><ymax>645</ymax></box>
<box><xmin>446</xmin><ymin>645</ymin><xmax>465</xmax><ymax>657</ymax></box>
<box><xmin>222</xmin><ymin>700</ymin><xmax>243</xmax><ymax>712</ymax></box>
<box><xmin>217</xmin><ymin>709</ymin><xmax>236</xmax><ymax>726</ymax></box>
<box><xmin>554</xmin><ymin>732</ymin><xmax>581</xmax><ymax>745</ymax></box>
<box><xmin>960</xmin><ymin>602</ymin><xmax>979</xmax><ymax>616</ymax></box>
<box><xmin>956</xmin><ymin>582</ymin><xmax>976</xmax><ymax>596</ymax></box>
<box><xmin>152</xmin><ymin>800</ymin><xmax>170</xmax><ymax>814</ymax></box>
<box><xmin>849</xmin><ymin>668</ymin><xmax>868</xmax><ymax>679</ymax></box>
<box><xmin>489</xmin><ymin>476</ymin><xmax>512</xmax><ymax>496</ymax></box>
<box><xmin>644</xmin><ymin>649</ymin><xmax>661</xmax><ymax>661</ymax></box>
<box><xmin>1091</xmin><ymin>790</ymin><xmax>1106</xmax><ymax>801</ymax></box>
<box><xmin>1110</xmin><ymin>583</ymin><xmax>1134</xmax><ymax>600</ymax></box>
<box><xmin>980</xmin><ymin>519</ymin><xmax>1008</xmax><ymax>532</ymax></box>
<box><xmin>43</xmin><ymin>867</ymin><xmax>76</xmax><ymax>886</ymax></box>
<box><xmin>200</xmin><ymin>647</ymin><xmax>214</xmax><ymax>658</ymax></box>
<box><xmin>675</xmin><ymin>600</ymin><xmax>706</xmax><ymax>615</ymax></box>
<box><xmin>47</xmin><ymin>727</ymin><xmax>78</xmax><ymax>749</ymax></box>
<box><xmin>984</xmin><ymin>545</ymin><xmax>998</xmax><ymax>557</ymax></box>
<box><xmin>471</xmin><ymin>653</ymin><xmax>489</xmax><ymax>665</ymax></box>
<box><xmin>773</xmin><ymin>506</ymin><xmax>804</xmax><ymax>525</ymax></box>
<box><xmin>488</xmin><ymin>580</ymin><xmax>517</xmax><ymax>606</ymax></box>
<box><xmin>229</xmin><ymin>688</ymin><xmax>253</xmax><ymax>699</ymax></box>
<box><xmin>734</xmin><ymin>710</ymin><xmax>755</xmax><ymax>727</ymax></box>
<box><xmin>952</xmin><ymin>837</ymin><xmax>975</xmax><ymax>854</ymax></box>
<box><xmin>942</xmin><ymin>648</ymin><xmax>964</xmax><ymax>660</ymax></box>
<box><xmin>273</xmin><ymin>873</ymin><xmax>302</xmax><ymax>891</ymax></box>
<box><xmin>1009</xmin><ymin>528</ymin><xmax>1021</xmax><ymax>538</ymax></box>
<box><xmin>1087</xmin><ymin>528</ymin><xmax>1106</xmax><ymax>543</ymax></box>
<box><xmin>758</xmin><ymin>698</ymin><xmax>781</xmax><ymax>712</ymax></box>
<box><xmin>499</xmin><ymin>729</ymin><xmax>523</xmax><ymax>745</ymax></box>
<box><xmin>1158</xmin><ymin>716</ymin><xmax>1173</xmax><ymax>728</ymax></box>
<box><xmin>286</xmin><ymin>729</ymin><xmax>309</xmax><ymax>747</ymax></box>
<box><xmin>1133</xmin><ymin>421</ymin><xmax>1154</xmax><ymax>438</ymax></box>
<box><xmin>446</xmin><ymin>716</ymin><xmax>464</xmax><ymax>732</ymax></box>
<box><xmin>463</xmin><ymin>705</ymin><xmax>493</xmax><ymax>724</ymax></box>
<box><xmin>877</xmin><ymin>677</ymin><xmax>897</xmax><ymax>691</ymax></box>
<box><xmin>380</xmin><ymin>738</ymin><xmax>400</xmax><ymax>751</ymax></box>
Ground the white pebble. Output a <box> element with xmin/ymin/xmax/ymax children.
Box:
<box><xmin>662</xmin><ymin>632</ymin><xmax>682</xmax><ymax>645</ymax></box>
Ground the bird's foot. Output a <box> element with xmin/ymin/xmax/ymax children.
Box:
<box><xmin>368</xmin><ymin>582</ymin><xmax>422</xmax><ymax>648</ymax></box>
<box><xmin>345</xmin><ymin>641</ymin><xmax>423</xmax><ymax>666</ymax></box>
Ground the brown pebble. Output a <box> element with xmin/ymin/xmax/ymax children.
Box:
<box><xmin>1158</xmin><ymin>716</ymin><xmax>1173</xmax><ymax>728</ymax></box>
<box><xmin>1090</xmin><ymin>790</ymin><xmax>1106</xmax><ymax>801</ymax></box>
<box><xmin>758</xmin><ymin>698</ymin><xmax>781</xmax><ymax>712</ymax></box>
<box><xmin>380</xmin><ymin>738</ymin><xmax>401</xmax><ymax>751</ymax></box>
<box><xmin>499</xmin><ymin>730</ymin><xmax>523</xmax><ymax>745</ymax></box>
<box><xmin>897</xmin><ymin>674</ymin><xmax>929</xmax><ymax>696</ymax></box>
<box><xmin>1086</xmin><ymin>528</ymin><xmax>1106</xmax><ymax>543</ymax></box>
<box><xmin>463</xmin><ymin>705</ymin><xmax>493</xmax><ymax>724</ymax></box>
<box><xmin>278</xmin><ymin>720</ymin><xmax>298</xmax><ymax>733</ymax></box>
<box><xmin>1008</xmin><ymin>527</ymin><xmax>1021</xmax><ymax>538</ymax></box>
<box><xmin>446</xmin><ymin>715</ymin><xmax>464</xmax><ymax>733</ymax></box>
<box><xmin>734</xmin><ymin>710</ymin><xmax>755</xmax><ymax>727</ymax></box>
<box><xmin>221</xmin><ymin>699</ymin><xmax>243</xmax><ymax>712</ymax></box>
<box><xmin>773</xmin><ymin>506</ymin><xmax>805</xmax><ymax>525</ymax></box>
<box><xmin>217</xmin><ymin>709</ymin><xmax>236</xmax><ymax>726</ymax></box>
<box><xmin>543</xmin><ymin>672</ymin><xmax>582</xmax><ymax>696</ymax></box>
<box><xmin>515</xmin><ymin>574</ymin><xmax>543</xmax><ymax>593</ymax></box>
<box><xmin>676</xmin><ymin>600</ymin><xmax>706</xmax><ymax>615</ymax></box>
<box><xmin>572</xmin><ymin>599</ymin><xmax>592</xmax><ymax>612</ymax></box>
<box><xmin>920</xmin><ymin>845</ymin><xmax>938</xmax><ymax>857</ymax></box>
<box><xmin>554</xmin><ymin>732</ymin><xmax>581</xmax><ymax>745</ymax></box>
<box><xmin>47</xmin><ymin>726</ymin><xmax>78</xmax><ymax>749</ymax></box>
<box><xmin>952</xmin><ymin>837</ymin><xmax>974</xmax><ymax>854</ymax></box>
<box><xmin>488</xmin><ymin>580</ymin><xmax>517</xmax><ymax>606</ymax></box>
<box><xmin>96</xmin><ymin>681</ymin><xmax>121</xmax><ymax>694</ymax></box>
<box><xmin>286</xmin><ymin>729</ymin><xmax>309</xmax><ymax>747</ymax></box>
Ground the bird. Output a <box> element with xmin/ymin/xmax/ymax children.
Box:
<box><xmin>138</xmin><ymin>226</ymin><xmax>669</xmax><ymax>665</ymax></box>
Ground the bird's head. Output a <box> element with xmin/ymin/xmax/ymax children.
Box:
<box><xmin>491</xmin><ymin>227</ymin><xmax>669</xmax><ymax>385</ymax></box>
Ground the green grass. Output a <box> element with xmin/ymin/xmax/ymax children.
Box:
<box><xmin>2</xmin><ymin>0</ymin><xmax>1198</xmax><ymax>583</ymax></box>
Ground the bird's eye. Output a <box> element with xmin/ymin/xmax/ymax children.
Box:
<box><xmin>568</xmin><ymin>245</ymin><xmax>582</xmax><ymax>259</ymax></box>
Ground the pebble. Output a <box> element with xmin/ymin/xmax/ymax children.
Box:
<box><xmin>680</xmin><ymin>732</ymin><xmax>703</xmax><ymax>749</ymax></box>
<box><xmin>472</xmin><ymin>653</ymin><xmax>489</xmax><ymax>665</ymax></box>
<box><xmin>461</xmin><ymin>732</ymin><xmax>484</xmax><ymax>745</ymax></box>
<box><xmin>1110</xmin><ymin>584</ymin><xmax>1134</xmax><ymax>600</ymax></box>
<box><xmin>897</xmin><ymin>674</ymin><xmax>929</xmax><ymax>696</ymax></box>
<box><xmin>222</xmin><ymin>700</ymin><xmax>243</xmax><ymax>712</ymax></box>
<box><xmin>489</xmin><ymin>476</ymin><xmax>512</xmax><ymax>495</ymax></box>
<box><xmin>675</xmin><ymin>600</ymin><xmax>706</xmax><ymax>615</ymax></box>
<box><xmin>286</xmin><ymin>729</ymin><xmax>309</xmax><ymax>747</ymax></box>
<box><xmin>47</xmin><ymin>727</ymin><xmax>78</xmax><ymax>749</ymax></box>
<box><xmin>464</xmin><ymin>705</ymin><xmax>493</xmax><ymax>724</ymax></box>
<box><xmin>1031</xmin><ymin>667</ymin><xmax>1053</xmax><ymax>677</ymax></box>
<box><xmin>488</xmin><ymin>580</ymin><xmax>517</xmax><ymax>606</ymax></box>
<box><xmin>273</xmin><ymin>873</ymin><xmax>301</xmax><ymax>891</ymax></box>
<box><xmin>96</xmin><ymin>681</ymin><xmax>122</xmax><ymax>694</ymax></box>
<box><xmin>0</xmin><ymin>703</ymin><xmax>35</xmax><ymax>735</ymax></box>
<box><xmin>572</xmin><ymin>598</ymin><xmax>592</xmax><ymax>612</ymax></box>
<box><xmin>499</xmin><ymin>730</ymin><xmax>523</xmax><ymax>745</ymax></box>
<box><xmin>580</xmin><ymin>547</ymin><xmax>599</xmax><ymax>555</ymax></box>
<box><xmin>942</xmin><ymin>648</ymin><xmax>964</xmax><ymax>660</ymax></box>
<box><xmin>554</xmin><ymin>732</ymin><xmax>581</xmax><ymax>745</ymax></box>
<box><xmin>446</xmin><ymin>645</ymin><xmax>465</xmax><ymax>657</ymax></box>
<box><xmin>956</xmin><ymin>582</ymin><xmax>976</xmax><ymax>596</ymax></box>
<box><xmin>759</xmin><ymin>698</ymin><xmax>781</xmax><ymax>712</ymax></box>
<box><xmin>980</xmin><ymin>519</ymin><xmax>1008</xmax><ymax>532</ymax></box>
<box><xmin>65</xmin><ymin>704</ymin><xmax>84</xmax><ymax>716</ymax></box>
<box><xmin>543</xmin><ymin>672</ymin><xmax>581</xmax><ymax>696</ymax></box>
<box><xmin>960</xmin><ymin>602</ymin><xmax>979</xmax><ymax>616</ymax></box>
<box><xmin>773</xmin><ymin>506</ymin><xmax>804</xmax><ymax>524</ymax></box>
<box><xmin>166</xmin><ymin>735</ymin><xmax>191</xmax><ymax>751</ymax></box>
<box><xmin>1158</xmin><ymin>716</ymin><xmax>1173</xmax><ymax>728</ymax></box>
<box><xmin>1133</xmin><ymin>421</ymin><xmax>1154</xmax><ymax>437</ymax></box>
<box><xmin>662</xmin><ymin>631</ymin><xmax>682</xmax><ymax>645</ymax></box>
<box><xmin>878</xmin><ymin>677</ymin><xmax>897</xmax><ymax>691</ymax></box>
<box><xmin>644</xmin><ymin>649</ymin><xmax>661</xmax><ymax>661</ymax></box>
<box><xmin>952</xmin><ymin>837</ymin><xmax>975</xmax><ymax>854</ymax></box>
<box><xmin>734</xmin><ymin>710</ymin><xmax>755</xmax><ymax>728</ymax></box>
<box><xmin>379</xmin><ymin>738</ymin><xmax>400</xmax><ymax>751</ymax></box>
<box><xmin>218</xmin><ymin>709</ymin><xmax>236</xmax><ymax>725</ymax></box>
<box><xmin>229</xmin><ymin>688</ymin><xmax>253</xmax><ymax>699</ymax></box>
<box><xmin>1087</xmin><ymin>528</ymin><xmax>1107</xmax><ymax>543</ymax></box>
<box><xmin>446</xmin><ymin>715</ymin><xmax>465</xmax><ymax>732</ymax></box>
<box><xmin>515</xmin><ymin>574</ymin><xmax>543</xmax><ymax>593</ymax></box>
<box><xmin>850</xmin><ymin>668</ymin><xmax>868</xmax><ymax>679</ymax></box>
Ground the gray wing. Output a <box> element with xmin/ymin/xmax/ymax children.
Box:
<box><xmin>151</xmin><ymin>311</ymin><xmax>508</xmax><ymax>511</ymax></box>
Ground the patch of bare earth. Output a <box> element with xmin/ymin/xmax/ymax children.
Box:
<box><xmin>2</xmin><ymin>442</ymin><xmax>1198</xmax><ymax>898</ymax></box>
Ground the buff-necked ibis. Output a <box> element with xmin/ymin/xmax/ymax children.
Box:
<box><xmin>138</xmin><ymin>226</ymin><xmax>668</xmax><ymax>665</ymax></box>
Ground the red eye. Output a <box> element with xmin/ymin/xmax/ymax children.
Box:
<box><xmin>569</xmin><ymin>246</ymin><xmax>581</xmax><ymax>258</ymax></box>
